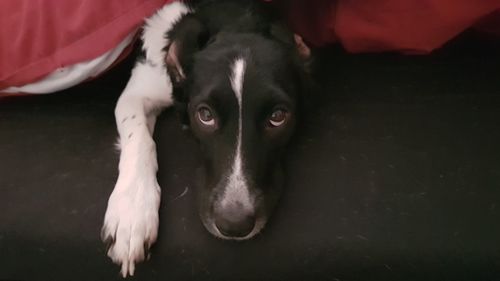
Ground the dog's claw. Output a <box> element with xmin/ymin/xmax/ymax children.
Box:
<box><xmin>101</xmin><ymin>227</ymin><xmax>115</xmax><ymax>252</ymax></box>
<box><xmin>143</xmin><ymin>241</ymin><xmax>151</xmax><ymax>261</ymax></box>
<box><xmin>103</xmin><ymin>238</ymin><xmax>113</xmax><ymax>253</ymax></box>
<box><xmin>124</xmin><ymin>260</ymin><xmax>133</xmax><ymax>277</ymax></box>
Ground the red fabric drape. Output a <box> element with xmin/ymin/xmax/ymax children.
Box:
<box><xmin>288</xmin><ymin>0</ymin><xmax>500</xmax><ymax>54</ymax></box>
<box><xmin>0</xmin><ymin>0</ymin><xmax>172</xmax><ymax>88</ymax></box>
<box><xmin>1</xmin><ymin>0</ymin><xmax>499</xmax><ymax>89</ymax></box>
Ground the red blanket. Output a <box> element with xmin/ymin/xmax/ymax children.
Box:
<box><xmin>1</xmin><ymin>0</ymin><xmax>499</xmax><ymax>89</ymax></box>
<box><xmin>0</xmin><ymin>0</ymin><xmax>172</xmax><ymax>89</ymax></box>
<box><xmin>288</xmin><ymin>0</ymin><xmax>500</xmax><ymax>53</ymax></box>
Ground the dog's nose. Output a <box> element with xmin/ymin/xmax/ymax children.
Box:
<box><xmin>214</xmin><ymin>204</ymin><xmax>255</xmax><ymax>238</ymax></box>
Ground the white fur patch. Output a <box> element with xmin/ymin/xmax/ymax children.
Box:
<box><xmin>231</xmin><ymin>59</ymin><xmax>245</xmax><ymax>103</ymax></box>
<box><xmin>221</xmin><ymin>58</ymin><xmax>252</xmax><ymax>210</ymax></box>
<box><xmin>141</xmin><ymin>2</ymin><xmax>190</xmax><ymax>66</ymax></box>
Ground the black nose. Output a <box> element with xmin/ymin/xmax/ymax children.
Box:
<box><xmin>214</xmin><ymin>204</ymin><xmax>255</xmax><ymax>238</ymax></box>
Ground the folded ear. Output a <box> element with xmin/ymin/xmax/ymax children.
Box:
<box><xmin>269</xmin><ymin>22</ymin><xmax>311</xmax><ymax>60</ymax></box>
<box><xmin>165</xmin><ymin>14</ymin><xmax>209</xmax><ymax>128</ymax></box>
<box><xmin>165</xmin><ymin>14</ymin><xmax>209</xmax><ymax>87</ymax></box>
<box><xmin>293</xmin><ymin>34</ymin><xmax>311</xmax><ymax>59</ymax></box>
<box><xmin>165</xmin><ymin>41</ymin><xmax>185</xmax><ymax>84</ymax></box>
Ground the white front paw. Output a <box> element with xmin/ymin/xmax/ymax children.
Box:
<box><xmin>101</xmin><ymin>176</ymin><xmax>161</xmax><ymax>277</ymax></box>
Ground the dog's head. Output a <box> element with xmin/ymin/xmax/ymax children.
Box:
<box><xmin>165</xmin><ymin>8</ymin><xmax>310</xmax><ymax>240</ymax></box>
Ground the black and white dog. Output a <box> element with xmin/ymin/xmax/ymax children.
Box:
<box><xmin>101</xmin><ymin>0</ymin><xmax>311</xmax><ymax>276</ymax></box>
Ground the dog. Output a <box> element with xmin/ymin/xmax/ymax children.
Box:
<box><xmin>100</xmin><ymin>0</ymin><xmax>311</xmax><ymax>276</ymax></box>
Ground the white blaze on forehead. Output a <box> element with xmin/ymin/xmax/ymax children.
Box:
<box><xmin>231</xmin><ymin>59</ymin><xmax>245</xmax><ymax>103</ymax></box>
<box><xmin>221</xmin><ymin>58</ymin><xmax>252</xmax><ymax>210</ymax></box>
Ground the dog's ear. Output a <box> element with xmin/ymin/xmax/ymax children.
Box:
<box><xmin>269</xmin><ymin>23</ymin><xmax>311</xmax><ymax>60</ymax></box>
<box><xmin>293</xmin><ymin>34</ymin><xmax>311</xmax><ymax>60</ymax></box>
<box><xmin>269</xmin><ymin>23</ymin><xmax>317</xmax><ymax>114</ymax></box>
<box><xmin>165</xmin><ymin>14</ymin><xmax>209</xmax><ymax>128</ymax></box>
<box><xmin>165</xmin><ymin>14</ymin><xmax>209</xmax><ymax>88</ymax></box>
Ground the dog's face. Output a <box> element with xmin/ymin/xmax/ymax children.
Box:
<box><xmin>167</xmin><ymin>19</ymin><xmax>309</xmax><ymax>240</ymax></box>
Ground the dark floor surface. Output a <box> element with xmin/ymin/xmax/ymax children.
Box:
<box><xmin>1</xmin><ymin>34</ymin><xmax>500</xmax><ymax>281</ymax></box>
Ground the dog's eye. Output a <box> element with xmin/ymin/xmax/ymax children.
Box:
<box><xmin>197</xmin><ymin>106</ymin><xmax>216</xmax><ymax>126</ymax></box>
<box><xmin>268</xmin><ymin>109</ymin><xmax>287</xmax><ymax>127</ymax></box>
